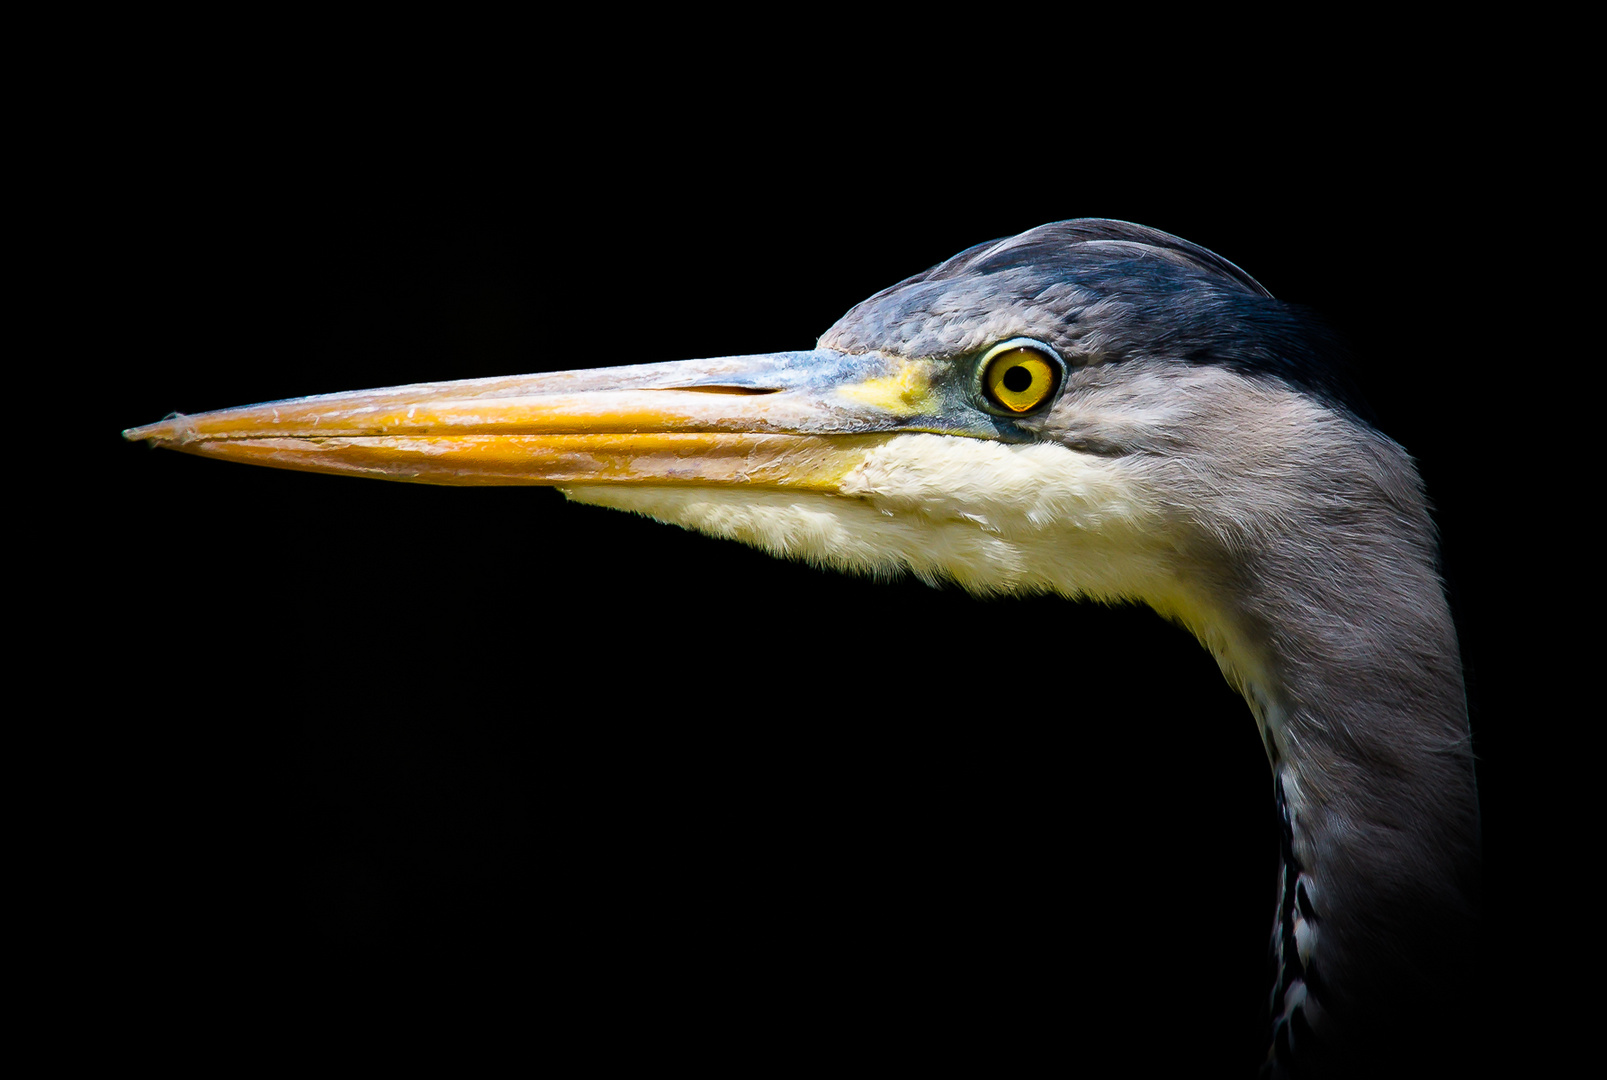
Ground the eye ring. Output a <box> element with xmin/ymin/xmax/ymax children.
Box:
<box><xmin>975</xmin><ymin>338</ymin><xmax>1064</xmax><ymax>416</ymax></box>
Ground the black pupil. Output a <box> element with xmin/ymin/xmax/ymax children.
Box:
<box><xmin>1002</xmin><ymin>364</ymin><xmax>1034</xmax><ymax>393</ymax></box>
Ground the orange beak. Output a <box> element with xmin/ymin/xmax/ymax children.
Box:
<box><xmin>125</xmin><ymin>349</ymin><xmax>966</xmax><ymax>493</ymax></box>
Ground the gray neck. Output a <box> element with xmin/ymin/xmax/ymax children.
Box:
<box><xmin>1226</xmin><ymin>488</ymin><xmax>1481</xmax><ymax>1075</ymax></box>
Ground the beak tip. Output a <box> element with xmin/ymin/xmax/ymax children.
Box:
<box><xmin>123</xmin><ymin>413</ymin><xmax>192</xmax><ymax>446</ymax></box>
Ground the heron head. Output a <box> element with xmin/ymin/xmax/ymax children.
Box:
<box><xmin>125</xmin><ymin>219</ymin><xmax>1397</xmax><ymax>638</ymax></box>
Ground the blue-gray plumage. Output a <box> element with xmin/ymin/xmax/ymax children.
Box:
<box><xmin>126</xmin><ymin>219</ymin><xmax>1480</xmax><ymax>1075</ymax></box>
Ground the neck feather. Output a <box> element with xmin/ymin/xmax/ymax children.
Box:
<box><xmin>1190</xmin><ymin>468</ymin><xmax>1481</xmax><ymax>1075</ymax></box>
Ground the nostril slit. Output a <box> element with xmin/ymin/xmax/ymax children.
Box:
<box><xmin>671</xmin><ymin>385</ymin><xmax>783</xmax><ymax>396</ymax></box>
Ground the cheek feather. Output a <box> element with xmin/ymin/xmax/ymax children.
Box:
<box><xmin>564</xmin><ymin>434</ymin><xmax>1178</xmax><ymax>603</ymax></box>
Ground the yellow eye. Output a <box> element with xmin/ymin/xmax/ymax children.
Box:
<box><xmin>982</xmin><ymin>346</ymin><xmax>1059</xmax><ymax>414</ymax></box>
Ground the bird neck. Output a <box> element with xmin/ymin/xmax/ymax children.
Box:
<box><xmin>1195</xmin><ymin>497</ymin><xmax>1482</xmax><ymax>1074</ymax></box>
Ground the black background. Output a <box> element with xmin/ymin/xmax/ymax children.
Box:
<box><xmin>80</xmin><ymin>43</ymin><xmax>1540</xmax><ymax>1071</ymax></box>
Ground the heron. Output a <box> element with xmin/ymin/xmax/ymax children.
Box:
<box><xmin>125</xmin><ymin>219</ymin><xmax>1480</xmax><ymax>1076</ymax></box>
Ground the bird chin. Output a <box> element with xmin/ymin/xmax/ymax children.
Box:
<box><xmin>560</xmin><ymin>433</ymin><xmax>1178</xmax><ymax>604</ymax></box>
<box><xmin>561</xmin><ymin>484</ymin><xmax>945</xmax><ymax>585</ymax></box>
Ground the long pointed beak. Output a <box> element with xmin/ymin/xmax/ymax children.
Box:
<box><xmin>124</xmin><ymin>350</ymin><xmax>963</xmax><ymax>492</ymax></box>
